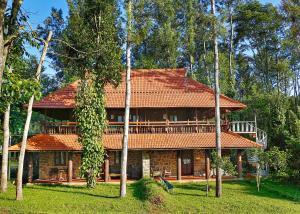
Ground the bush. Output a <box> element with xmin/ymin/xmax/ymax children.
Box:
<box><xmin>135</xmin><ymin>177</ymin><xmax>166</xmax><ymax>207</ymax></box>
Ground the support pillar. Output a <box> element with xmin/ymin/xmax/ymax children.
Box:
<box><xmin>177</xmin><ymin>150</ymin><xmax>182</xmax><ymax>180</ymax></box>
<box><xmin>104</xmin><ymin>158</ymin><xmax>110</xmax><ymax>182</ymax></box>
<box><xmin>68</xmin><ymin>153</ymin><xmax>73</xmax><ymax>182</ymax></box>
<box><xmin>237</xmin><ymin>150</ymin><xmax>243</xmax><ymax>178</ymax></box>
<box><xmin>28</xmin><ymin>153</ymin><xmax>33</xmax><ymax>183</ymax></box>
<box><xmin>142</xmin><ymin>151</ymin><xmax>150</xmax><ymax>177</ymax></box>
<box><xmin>205</xmin><ymin>150</ymin><xmax>210</xmax><ymax>179</ymax></box>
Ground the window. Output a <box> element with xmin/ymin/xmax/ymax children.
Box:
<box><xmin>54</xmin><ymin>152</ymin><xmax>67</xmax><ymax>166</ymax></box>
<box><xmin>117</xmin><ymin>115</ymin><xmax>123</xmax><ymax>122</ymax></box>
<box><xmin>169</xmin><ymin>115</ymin><xmax>178</xmax><ymax>122</ymax></box>
<box><xmin>115</xmin><ymin>151</ymin><xmax>121</xmax><ymax>165</ymax></box>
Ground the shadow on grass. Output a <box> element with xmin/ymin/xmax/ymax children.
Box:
<box><xmin>172</xmin><ymin>183</ymin><xmax>215</xmax><ymax>197</ymax></box>
<box><xmin>173</xmin><ymin>183</ymin><xmax>206</xmax><ymax>191</ymax></box>
<box><xmin>26</xmin><ymin>184</ymin><xmax>118</xmax><ymax>199</ymax></box>
<box><xmin>130</xmin><ymin>180</ymin><xmax>147</xmax><ymax>201</ymax></box>
<box><xmin>224</xmin><ymin>180</ymin><xmax>300</xmax><ymax>203</ymax></box>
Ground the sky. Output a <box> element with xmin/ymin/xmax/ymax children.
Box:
<box><xmin>20</xmin><ymin>0</ymin><xmax>281</xmax><ymax>76</ymax></box>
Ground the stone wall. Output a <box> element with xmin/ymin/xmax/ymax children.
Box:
<box><xmin>39</xmin><ymin>152</ymin><xmax>81</xmax><ymax>180</ymax></box>
<box><xmin>128</xmin><ymin>151</ymin><xmax>142</xmax><ymax>178</ymax></box>
<box><xmin>37</xmin><ymin>149</ymin><xmax>208</xmax><ymax>181</ymax></box>
<box><xmin>107</xmin><ymin>151</ymin><xmax>142</xmax><ymax>179</ymax></box>
<box><xmin>72</xmin><ymin>153</ymin><xmax>81</xmax><ymax>179</ymax></box>
<box><xmin>150</xmin><ymin>150</ymin><xmax>177</xmax><ymax>176</ymax></box>
<box><xmin>193</xmin><ymin>150</ymin><xmax>206</xmax><ymax>176</ymax></box>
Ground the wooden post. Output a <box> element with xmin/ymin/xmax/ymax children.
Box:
<box><xmin>205</xmin><ymin>150</ymin><xmax>210</xmax><ymax>179</ymax></box>
<box><xmin>104</xmin><ymin>158</ymin><xmax>110</xmax><ymax>182</ymax></box>
<box><xmin>177</xmin><ymin>150</ymin><xmax>182</xmax><ymax>180</ymax></box>
<box><xmin>28</xmin><ymin>153</ymin><xmax>33</xmax><ymax>183</ymax></box>
<box><xmin>68</xmin><ymin>153</ymin><xmax>73</xmax><ymax>182</ymax></box>
<box><xmin>237</xmin><ymin>150</ymin><xmax>243</xmax><ymax>178</ymax></box>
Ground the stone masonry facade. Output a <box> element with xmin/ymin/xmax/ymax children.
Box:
<box><xmin>107</xmin><ymin>150</ymin><xmax>142</xmax><ymax>179</ymax></box>
<box><xmin>150</xmin><ymin>150</ymin><xmax>177</xmax><ymax>177</ymax></box>
<box><xmin>36</xmin><ymin>149</ymin><xmax>207</xmax><ymax>181</ymax></box>
<box><xmin>39</xmin><ymin>152</ymin><xmax>81</xmax><ymax>180</ymax></box>
<box><xmin>193</xmin><ymin>150</ymin><xmax>206</xmax><ymax>176</ymax></box>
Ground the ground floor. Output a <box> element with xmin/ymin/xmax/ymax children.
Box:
<box><xmin>17</xmin><ymin>149</ymin><xmax>245</xmax><ymax>183</ymax></box>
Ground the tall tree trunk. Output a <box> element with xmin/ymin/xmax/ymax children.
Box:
<box><xmin>0</xmin><ymin>0</ymin><xmax>7</xmax><ymax>93</ymax></box>
<box><xmin>228</xmin><ymin>10</ymin><xmax>234</xmax><ymax>93</ymax></box>
<box><xmin>203</xmin><ymin>41</ymin><xmax>211</xmax><ymax>87</ymax></box>
<box><xmin>1</xmin><ymin>104</ymin><xmax>10</xmax><ymax>192</ymax></box>
<box><xmin>120</xmin><ymin>0</ymin><xmax>132</xmax><ymax>198</ymax></box>
<box><xmin>16</xmin><ymin>31</ymin><xmax>52</xmax><ymax>200</ymax></box>
<box><xmin>210</xmin><ymin>0</ymin><xmax>222</xmax><ymax>198</ymax></box>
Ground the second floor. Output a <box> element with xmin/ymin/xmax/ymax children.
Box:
<box><xmin>28</xmin><ymin>68</ymin><xmax>263</xmax><ymax>137</ymax></box>
<box><xmin>30</xmin><ymin>107</ymin><xmax>261</xmax><ymax>137</ymax></box>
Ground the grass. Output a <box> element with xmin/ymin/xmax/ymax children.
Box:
<box><xmin>0</xmin><ymin>179</ymin><xmax>299</xmax><ymax>214</ymax></box>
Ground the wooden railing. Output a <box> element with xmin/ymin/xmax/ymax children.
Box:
<box><xmin>32</xmin><ymin>119</ymin><xmax>267</xmax><ymax>148</ymax></box>
<box><xmin>41</xmin><ymin>121</ymin><xmax>229</xmax><ymax>135</ymax></box>
<box><xmin>41</xmin><ymin>122</ymin><xmax>77</xmax><ymax>134</ymax></box>
<box><xmin>106</xmin><ymin>121</ymin><xmax>229</xmax><ymax>134</ymax></box>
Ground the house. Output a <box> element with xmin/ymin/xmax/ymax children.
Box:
<box><xmin>9</xmin><ymin>68</ymin><xmax>265</xmax><ymax>183</ymax></box>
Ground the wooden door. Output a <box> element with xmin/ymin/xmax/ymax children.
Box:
<box><xmin>181</xmin><ymin>150</ymin><xmax>193</xmax><ymax>175</ymax></box>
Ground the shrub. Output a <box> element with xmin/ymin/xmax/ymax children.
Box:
<box><xmin>135</xmin><ymin>177</ymin><xmax>166</xmax><ymax>207</ymax></box>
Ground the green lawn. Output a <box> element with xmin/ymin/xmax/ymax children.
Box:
<box><xmin>0</xmin><ymin>180</ymin><xmax>299</xmax><ymax>214</ymax></box>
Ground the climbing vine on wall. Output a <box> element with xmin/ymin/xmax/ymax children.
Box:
<box><xmin>75</xmin><ymin>76</ymin><xmax>107</xmax><ymax>188</ymax></box>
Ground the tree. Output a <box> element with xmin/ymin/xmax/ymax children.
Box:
<box><xmin>132</xmin><ymin>0</ymin><xmax>180</xmax><ymax>68</ymax></box>
<box><xmin>50</xmin><ymin>0</ymin><xmax>122</xmax><ymax>188</ymax></box>
<box><xmin>0</xmin><ymin>62</ymin><xmax>40</xmax><ymax>193</ymax></box>
<box><xmin>120</xmin><ymin>0</ymin><xmax>132</xmax><ymax>198</ymax></box>
<box><xmin>210</xmin><ymin>0</ymin><xmax>222</xmax><ymax>198</ymax></box>
<box><xmin>247</xmin><ymin>147</ymin><xmax>289</xmax><ymax>191</ymax></box>
<box><xmin>16</xmin><ymin>31</ymin><xmax>52</xmax><ymax>201</ymax></box>
<box><xmin>0</xmin><ymin>0</ymin><xmax>23</xmax><ymax>93</ymax></box>
<box><xmin>0</xmin><ymin>0</ymin><xmax>23</xmax><ymax>193</ymax></box>
<box><xmin>186</xmin><ymin>0</ymin><xmax>196</xmax><ymax>71</ymax></box>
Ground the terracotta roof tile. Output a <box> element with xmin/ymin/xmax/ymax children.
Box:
<box><xmin>9</xmin><ymin>132</ymin><xmax>260</xmax><ymax>151</ymax></box>
<box><xmin>32</xmin><ymin>68</ymin><xmax>246</xmax><ymax>109</ymax></box>
<box><xmin>9</xmin><ymin>134</ymin><xmax>82</xmax><ymax>151</ymax></box>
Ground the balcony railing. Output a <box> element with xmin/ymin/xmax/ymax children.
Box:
<box><xmin>106</xmin><ymin>121</ymin><xmax>229</xmax><ymax>134</ymax></box>
<box><xmin>32</xmin><ymin>119</ymin><xmax>267</xmax><ymax>148</ymax></box>
<box><xmin>40</xmin><ymin>121</ymin><xmax>230</xmax><ymax>135</ymax></box>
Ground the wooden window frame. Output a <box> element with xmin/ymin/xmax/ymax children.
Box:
<box><xmin>54</xmin><ymin>152</ymin><xmax>67</xmax><ymax>166</ymax></box>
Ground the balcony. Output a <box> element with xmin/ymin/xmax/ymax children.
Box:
<box><xmin>30</xmin><ymin>120</ymin><xmax>267</xmax><ymax>148</ymax></box>
<box><xmin>39</xmin><ymin>121</ymin><xmax>230</xmax><ymax>135</ymax></box>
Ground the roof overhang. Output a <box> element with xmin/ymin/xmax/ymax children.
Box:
<box><xmin>9</xmin><ymin>132</ymin><xmax>261</xmax><ymax>152</ymax></box>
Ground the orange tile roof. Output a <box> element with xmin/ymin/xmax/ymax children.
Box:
<box><xmin>9</xmin><ymin>134</ymin><xmax>82</xmax><ymax>151</ymax></box>
<box><xmin>32</xmin><ymin>68</ymin><xmax>246</xmax><ymax>109</ymax></box>
<box><xmin>9</xmin><ymin>132</ymin><xmax>260</xmax><ymax>151</ymax></box>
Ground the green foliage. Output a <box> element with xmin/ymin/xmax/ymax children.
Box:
<box><xmin>0</xmin><ymin>68</ymin><xmax>41</xmax><ymax>113</ymax></box>
<box><xmin>55</xmin><ymin>0</ymin><xmax>122</xmax><ymax>187</ymax></box>
<box><xmin>75</xmin><ymin>79</ymin><xmax>106</xmax><ymax>188</ymax></box>
<box><xmin>132</xmin><ymin>0</ymin><xmax>180</xmax><ymax>68</ymax></box>
<box><xmin>247</xmin><ymin>147</ymin><xmax>289</xmax><ymax>177</ymax></box>
<box><xmin>211</xmin><ymin>150</ymin><xmax>237</xmax><ymax>176</ymax></box>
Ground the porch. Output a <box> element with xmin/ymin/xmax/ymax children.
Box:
<box><xmin>24</xmin><ymin>149</ymin><xmax>244</xmax><ymax>183</ymax></box>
